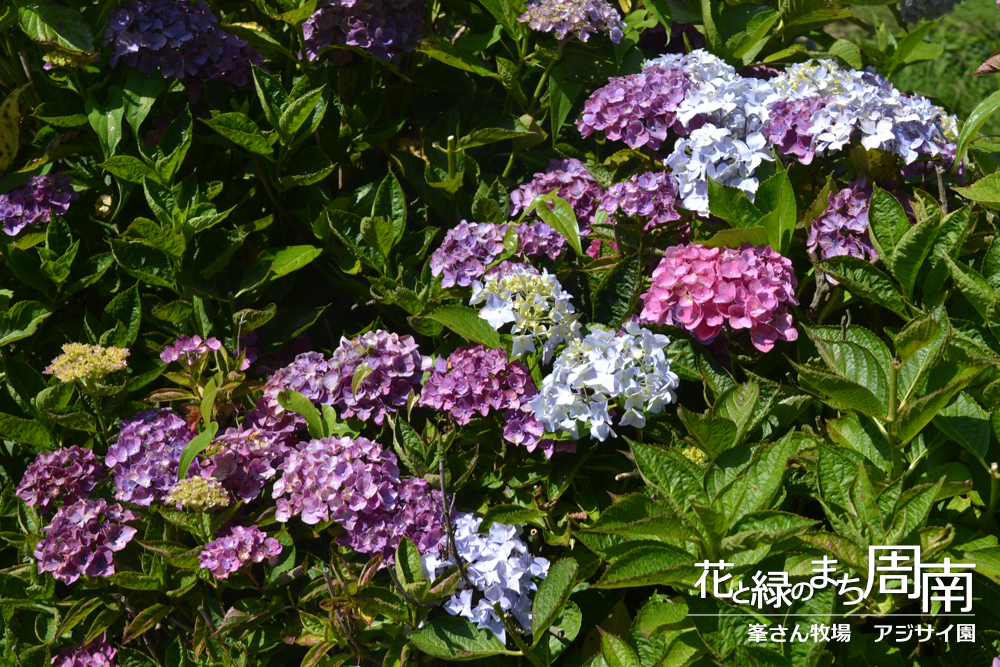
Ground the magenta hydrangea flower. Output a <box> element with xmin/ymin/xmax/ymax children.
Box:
<box><xmin>272</xmin><ymin>436</ymin><xmax>400</xmax><ymax>526</ymax></box>
<box><xmin>510</xmin><ymin>158</ymin><xmax>605</xmax><ymax>234</ymax></box>
<box><xmin>160</xmin><ymin>334</ymin><xmax>222</xmax><ymax>366</ymax></box>
<box><xmin>600</xmin><ymin>171</ymin><xmax>682</xmax><ymax>232</ymax></box>
<box><xmin>807</xmin><ymin>178</ymin><xmax>877</xmax><ymax>268</ymax></box>
<box><xmin>107</xmin><ymin>408</ymin><xmax>198</xmax><ymax>506</ymax></box>
<box><xmin>343</xmin><ymin>477</ymin><xmax>446</xmax><ymax>558</ymax></box>
<box><xmin>34</xmin><ymin>499</ymin><xmax>137</xmax><ymax>583</ymax></box>
<box><xmin>302</xmin><ymin>0</ymin><xmax>425</xmax><ymax>63</ymax></box>
<box><xmin>52</xmin><ymin>633</ymin><xmax>117</xmax><ymax>667</ymax></box>
<box><xmin>0</xmin><ymin>174</ymin><xmax>78</xmax><ymax>236</ymax></box>
<box><xmin>764</xmin><ymin>97</ymin><xmax>827</xmax><ymax>165</ymax></box>
<box><xmin>577</xmin><ymin>64</ymin><xmax>693</xmax><ymax>151</ymax></box>
<box><xmin>327</xmin><ymin>330</ymin><xmax>429</xmax><ymax>424</ymax></box>
<box><xmin>517</xmin><ymin>0</ymin><xmax>625</xmax><ymax>44</ymax></box>
<box><xmin>16</xmin><ymin>446</ymin><xmax>104</xmax><ymax>514</ymax></box>
<box><xmin>430</xmin><ymin>221</ymin><xmax>507</xmax><ymax>288</ymax></box>
<box><xmin>199</xmin><ymin>525</ymin><xmax>282</xmax><ymax>579</ymax></box>
<box><xmin>638</xmin><ymin>244</ymin><xmax>799</xmax><ymax>353</ymax></box>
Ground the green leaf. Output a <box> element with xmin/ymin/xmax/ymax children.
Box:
<box><xmin>895</xmin><ymin>377</ymin><xmax>975</xmax><ymax>447</ymax></box>
<box><xmin>895</xmin><ymin>312</ymin><xmax>943</xmax><ymax>365</ymax></box>
<box><xmin>702</xmin><ymin>226</ymin><xmax>769</xmax><ymax>249</ymax></box>
<box><xmin>594</xmin><ymin>544</ymin><xmax>696</xmax><ymax>589</ymax></box>
<box><xmin>104</xmin><ymin>572</ymin><xmax>162</xmax><ymax>590</ymax></box>
<box><xmin>642</xmin><ymin>0</ymin><xmax>672</xmax><ymax>30</ymax></box>
<box><xmin>809</xmin><ymin>335</ymin><xmax>889</xmax><ymax>409</ymax></box>
<box><xmin>892</xmin><ymin>213</ymin><xmax>938</xmax><ymax>301</ymax></box>
<box><xmin>933</xmin><ymin>392</ymin><xmax>990</xmax><ymax>464</ymax></box>
<box><xmin>372</xmin><ymin>172</ymin><xmax>407</xmax><ymax>239</ymax></box>
<box><xmin>199</xmin><ymin>376</ymin><xmax>218</xmax><ymax>428</ymax></box>
<box><xmin>112</xmin><ymin>240</ymin><xmax>174</xmax><ymax>288</ymax></box>
<box><xmin>18</xmin><ymin>3</ymin><xmax>94</xmax><ymax>55</ymax></box>
<box><xmin>409</xmin><ymin>617</ymin><xmax>508</xmax><ymax>660</ymax></box>
<box><xmin>868</xmin><ymin>187</ymin><xmax>910</xmax><ymax>274</ymax></box>
<box><xmin>277</xmin><ymin>389</ymin><xmax>326</xmax><ymax>439</ymax></box>
<box><xmin>427</xmin><ymin>305</ymin><xmax>501</xmax><ymax>347</ymax></box>
<box><xmin>714</xmin><ymin>381</ymin><xmax>759</xmax><ymax>445</ymax></box>
<box><xmin>122</xmin><ymin>604</ymin><xmax>171</xmax><ymax>643</ymax></box>
<box><xmin>593</xmin><ymin>255</ymin><xmax>640</xmax><ymax>326</ymax></box>
<box><xmin>102</xmin><ymin>284</ymin><xmax>142</xmax><ymax>346</ymax></box>
<box><xmin>755</xmin><ymin>167</ymin><xmax>796</xmax><ymax>254</ymax></box>
<box><xmin>707</xmin><ymin>178</ymin><xmax>763</xmax><ymax>229</ymax></box>
<box><xmin>587</xmin><ymin>495</ymin><xmax>691</xmax><ymax>540</ymax></box>
<box><xmin>529</xmin><ymin>193</ymin><xmax>583</xmax><ymax>257</ymax></box>
<box><xmin>176</xmin><ymin>422</ymin><xmax>218</xmax><ymax>482</ymax></box>
<box><xmin>819</xmin><ymin>255</ymin><xmax>907</xmax><ymax>318</ymax></box>
<box><xmin>954</xmin><ymin>172</ymin><xmax>1000</xmax><ymax>208</ymax></box>
<box><xmin>122</xmin><ymin>70</ymin><xmax>164</xmax><ymax>134</ymax></box>
<box><xmin>827</xmin><ymin>413</ymin><xmax>891</xmax><ymax>474</ymax></box>
<box><xmin>268</xmin><ymin>245</ymin><xmax>322</xmax><ymax>278</ymax></box>
<box><xmin>600</xmin><ymin>629</ymin><xmax>641</xmax><ymax>667</ymax></box>
<box><xmin>416</xmin><ymin>37</ymin><xmax>501</xmax><ymax>79</ymax></box>
<box><xmin>394</xmin><ymin>537</ymin><xmax>425</xmax><ymax>586</ymax></box>
<box><xmin>677</xmin><ymin>406</ymin><xmax>738</xmax><ymax>455</ymax></box>
<box><xmin>361</xmin><ymin>216</ymin><xmax>396</xmax><ymax>258</ymax></box>
<box><xmin>278</xmin><ymin>87</ymin><xmax>326</xmax><ymax>140</ymax></box>
<box><xmin>86</xmin><ymin>87</ymin><xmax>125</xmax><ymax>159</ymax></box>
<box><xmin>201</xmin><ymin>113</ymin><xmax>273</xmax><ymax>155</ymax></box>
<box><xmin>790</xmin><ymin>360</ymin><xmax>885</xmax><ymax>417</ymax></box>
<box><xmin>252</xmin><ymin>65</ymin><xmax>287</xmax><ymax>132</ymax></box>
<box><xmin>0</xmin><ymin>413</ymin><xmax>50</xmax><ymax>448</ymax></box>
<box><xmin>101</xmin><ymin>156</ymin><xmax>154</xmax><ymax>184</ymax></box>
<box><xmin>629</xmin><ymin>439</ymin><xmax>706</xmax><ymax>506</ymax></box>
<box><xmin>0</xmin><ymin>85</ymin><xmax>28</xmax><ymax>174</ymax></box>
<box><xmin>459</xmin><ymin>115</ymin><xmax>534</xmax><ymax>149</ymax></box>
<box><xmin>532</xmin><ymin>559</ymin><xmax>578</xmax><ymax>640</ymax></box>
<box><xmin>0</xmin><ymin>301</ymin><xmax>51</xmax><ymax>347</ymax></box>
<box><xmin>921</xmin><ymin>207</ymin><xmax>973</xmax><ymax>300</ymax></box>
<box><xmin>943</xmin><ymin>254</ymin><xmax>996</xmax><ymax>320</ymax></box>
<box><xmin>351</xmin><ymin>363</ymin><xmax>373</xmax><ymax>398</ymax></box>
<box><xmin>954</xmin><ymin>89</ymin><xmax>1000</xmax><ymax>170</ymax></box>
<box><xmin>548</xmin><ymin>65</ymin><xmax>581</xmax><ymax>139</ymax></box>
<box><xmin>482</xmin><ymin>504</ymin><xmax>544</xmax><ymax>528</ymax></box>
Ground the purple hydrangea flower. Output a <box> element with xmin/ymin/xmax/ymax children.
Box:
<box><xmin>342</xmin><ymin>477</ymin><xmax>445</xmax><ymax>559</ymax></box>
<box><xmin>104</xmin><ymin>0</ymin><xmax>262</xmax><ymax>99</ymax></box>
<box><xmin>302</xmin><ymin>0</ymin><xmax>425</xmax><ymax>63</ymax></box>
<box><xmin>258</xmin><ymin>351</ymin><xmax>336</xmax><ymax>428</ymax></box>
<box><xmin>160</xmin><ymin>334</ymin><xmax>222</xmax><ymax>366</ymax></box>
<box><xmin>510</xmin><ymin>158</ymin><xmax>605</xmax><ymax>235</ymax></box>
<box><xmin>486</xmin><ymin>260</ymin><xmax>540</xmax><ymax>278</ymax></box>
<box><xmin>430</xmin><ymin>221</ymin><xmax>507</xmax><ymax>288</ymax></box>
<box><xmin>34</xmin><ymin>499</ymin><xmax>137</xmax><ymax>583</ymax></box>
<box><xmin>600</xmin><ymin>171</ymin><xmax>682</xmax><ymax>232</ymax></box>
<box><xmin>16</xmin><ymin>446</ymin><xmax>104</xmax><ymax>514</ymax></box>
<box><xmin>199</xmin><ymin>525</ymin><xmax>282</xmax><ymax>579</ymax></box>
<box><xmin>52</xmin><ymin>634</ymin><xmax>117</xmax><ymax>667</ymax></box>
<box><xmin>807</xmin><ymin>178</ymin><xmax>877</xmax><ymax>270</ymax></box>
<box><xmin>517</xmin><ymin>0</ymin><xmax>625</xmax><ymax>44</ymax></box>
<box><xmin>107</xmin><ymin>408</ymin><xmax>198</xmax><ymax>506</ymax></box>
<box><xmin>764</xmin><ymin>97</ymin><xmax>827</xmax><ymax>165</ymax></box>
<box><xmin>0</xmin><ymin>174</ymin><xmax>78</xmax><ymax>236</ymax></box>
<box><xmin>205</xmin><ymin>419</ymin><xmax>292</xmax><ymax>503</ymax></box>
<box><xmin>506</xmin><ymin>222</ymin><xmax>567</xmax><ymax>260</ymax></box>
<box><xmin>272</xmin><ymin>436</ymin><xmax>400</xmax><ymax>526</ymax></box>
<box><xmin>577</xmin><ymin>64</ymin><xmax>693</xmax><ymax>151</ymax></box>
<box><xmin>502</xmin><ymin>408</ymin><xmax>573</xmax><ymax>458</ymax></box>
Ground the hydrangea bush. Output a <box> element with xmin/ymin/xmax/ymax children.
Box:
<box><xmin>1</xmin><ymin>1</ymin><xmax>1000</xmax><ymax>666</ymax></box>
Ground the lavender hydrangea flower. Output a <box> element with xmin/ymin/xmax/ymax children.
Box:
<box><xmin>34</xmin><ymin>499</ymin><xmax>137</xmax><ymax>583</ymax></box>
<box><xmin>107</xmin><ymin>408</ymin><xmax>198</xmax><ymax>506</ymax></box>
<box><xmin>0</xmin><ymin>174</ymin><xmax>78</xmax><ymax>236</ymax></box>
<box><xmin>342</xmin><ymin>477</ymin><xmax>445</xmax><ymax>558</ymax></box>
<box><xmin>599</xmin><ymin>171</ymin><xmax>682</xmax><ymax>232</ymax></box>
<box><xmin>327</xmin><ymin>330</ymin><xmax>430</xmax><ymax>425</ymax></box>
<box><xmin>419</xmin><ymin>345</ymin><xmax>533</xmax><ymax>425</ymax></box>
<box><xmin>160</xmin><ymin>335</ymin><xmax>222</xmax><ymax>366</ymax></box>
<box><xmin>199</xmin><ymin>525</ymin><xmax>282</xmax><ymax>579</ymax></box>
<box><xmin>486</xmin><ymin>260</ymin><xmax>540</xmax><ymax>278</ymax></box>
<box><xmin>510</xmin><ymin>158</ymin><xmax>605</xmax><ymax>234</ymax></box>
<box><xmin>430</xmin><ymin>221</ymin><xmax>507</xmax><ymax>288</ymax></box>
<box><xmin>206</xmin><ymin>420</ymin><xmax>292</xmax><ymax>503</ymax></box>
<box><xmin>104</xmin><ymin>0</ymin><xmax>262</xmax><ymax>98</ymax></box>
<box><xmin>507</xmin><ymin>222</ymin><xmax>567</xmax><ymax>261</ymax></box>
<box><xmin>258</xmin><ymin>351</ymin><xmax>336</xmax><ymax>427</ymax></box>
<box><xmin>302</xmin><ymin>0</ymin><xmax>425</xmax><ymax>62</ymax></box>
<box><xmin>518</xmin><ymin>0</ymin><xmax>625</xmax><ymax>44</ymax></box>
<box><xmin>807</xmin><ymin>178</ymin><xmax>877</xmax><ymax>272</ymax></box>
<box><xmin>16</xmin><ymin>446</ymin><xmax>104</xmax><ymax>514</ymax></box>
<box><xmin>52</xmin><ymin>634</ymin><xmax>117</xmax><ymax>667</ymax></box>
<box><xmin>764</xmin><ymin>97</ymin><xmax>828</xmax><ymax>165</ymax></box>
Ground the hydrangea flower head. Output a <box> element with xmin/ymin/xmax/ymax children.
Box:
<box><xmin>16</xmin><ymin>446</ymin><xmax>104</xmax><ymax>514</ymax></box>
<box><xmin>160</xmin><ymin>335</ymin><xmax>222</xmax><ymax>366</ymax></box>
<box><xmin>107</xmin><ymin>408</ymin><xmax>197</xmax><ymax>506</ymax></box>
<box><xmin>52</xmin><ymin>634</ymin><xmax>117</xmax><ymax>667</ymax></box>
<box><xmin>199</xmin><ymin>525</ymin><xmax>282</xmax><ymax>579</ymax></box>
<box><xmin>302</xmin><ymin>0</ymin><xmax>425</xmax><ymax>62</ymax></box>
<box><xmin>419</xmin><ymin>345</ymin><xmax>534</xmax><ymax>425</ymax></box>
<box><xmin>0</xmin><ymin>174</ymin><xmax>78</xmax><ymax>236</ymax></box>
<box><xmin>207</xmin><ymin>421</ymin><xmax>292</xmax><ymax>503</ymax></box>
<box><xmin>807</xmin><ymin>178</ymin><xmax>877</xmax><ymax>274</ymax></box>
<box><xmin>165</xmin><ymin>476</ymin><xmax>230</xmax><ymax>510</ymax></box>
<box><xmin>765</xmin><ymin>97</ymin><xmax>828</xmax><ymax>165</ymax></box>
<box><xmin>34</xmin><ymin>499</ymin><xmax>137</xmax><ymax>583</ymax></box>
<box><xmin>510</xmin><ymin>158</ymin><xmax>605</xmax><ymax>234</ymax></box>
<box><xmin>507</xmin><ymin>221</ymin><xmax>567</xmax><ymax>261</ymax></box>
<box><xmin>342</xmin><ymin>477</ymin><xmax>445</xmax><ymax>558</ymax></box>
<box><xmin>600</xmin><ymin>171</ymin><xmax>682</xmax><ymax>232</ymax></box>
<box><xmin>470</xmin><ymin>266</ymin><xmax>581</xmax><ymax>363</ymax></box>
<box><xmin>517</xmin><ymin>0</ymin><xmax>625</xmax><ymax>44</ymax></box>
<box><xmin>258</xmin><ymin>351</ymin><xmax>336</xmax><ymax>426</ymax></box>
<box><xmin>45</xmin><ymin>344</ymin><xmax>130</xmax><ymax>384</ymax></box>
<box><xmin>638</xmin><ymin>243</ymin><xmax>799</xmax><ymax>352</ymax></box>
<box><xmin>898</xmin><ymin>0</ymin><xmax>960</xmax><ymax>23</ymax></box>
<box><xmin>430</xmin><ymin>221</ymin><xmax>507</xmax><ymax>288</ymax></box>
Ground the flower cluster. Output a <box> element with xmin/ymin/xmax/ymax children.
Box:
<box><xmin>807</xmin><ymin>178</ymin><xmax>877</xmax><ymax>268</ymax></box>
<box><xmin>34</xmin><ymin>499</ymin><xmax>137</xmax><ymax>583</ymax></box>
<box><xmin>529</xmin><ymin>322</ymin><xmax>680</xmax><ymax>441</ymax></box>
<box><xmin>470</xmin><ymin>265</ymin><xmax>581</xmax><ymax>363</ymax></box>
<box><xmin>165</xmin><ymin>476</ymin><xmax>230</xmax><ymax>510</ymax></box>
<box><xmin>0</xmin><ymin>174</ymin><xmax>78</xmax><ymax>236</ymax></box>
<box><xmin>107</xmin><ymin>408</ymin><xmax>196</xmax><ymax>506</ymax></box>
<box><xmin>600</xmin><ymin>170</ymin><xmax>682</xmax><ymax>232</ymax></box>
<box><xmin>430</xmin><ymin>221</ymin><xmax>507</xmax><ymax>288</ymax></box>
<box><xmin>507</xmin><ymin>221</ymin><xmax>567</xmax><ymax>261</ymax></box>
<box><xmin>898</xmin><ymin>0</ymin><xmax>961</xmax><ymax>23</ymax></box>
<box><xmin>327</xmin><ymin>330</ymin><xmax>429</xmax><ymax>425</ymax></box>
<box><xmin>344</xmin><ymin>477</ymin><xmax>446</xmax><ymax>557</ymax></box>
<box><xmin>160</xmin><ymin>335</ymin><xmax>221</xmax><ymax>366</ymax></box>
<box><xmin>302</xmin><ymin>0</ymin><xmax>425</xmax><ymax>62</ymax></box>
<box><xmin>638</xmin><ymin>244</ymin><xmax>799</xmax><ymax>352</ymax></box>
<box><xmin>764</xmin><ymin>97</ymin><xmax>828</xmax><ymax>165</ymax></box>
<box><xmin>207</xmin><ymin>422</ymin><xmax>292</xmax><ymax>503</ymax></box>
<box><xmin>52</xmin><ymin>634</ymin><xmax>117</xmax><ymax>667</ymax></box>
<box><xmin>45</xmin><ymin>344</ymin><xmax>130</xmax><ymax>384</ymax></box>
<box><xmin>517</xmin><ymin>0</ymin><xmax>625</xmax><ymax>44</ymax></box>
<box><xmin>425</xmin><ymin>513</ymin><xmax>550</xmax><ymax>644</ymax></box>
<box><xmin>510</xmin><ymin>158</ymin><xmax>605</xmax><ymax>233</ymax></box>
<box><xmin>16</xmin><ymin>446</ymin><xmax>104</xmax><ymax>514</ymax></box>
<box><xmin>258</xmin><ymin>351</ymin><xmax>336</xmax><ymax>427</ymax></box>
<box><xmin>104</xmin><ymin>0</ymin><xmax>263</xmax><ymax>96</ymax></box>
<box><xmin>199</xmin><ymin>525</ymin><xmax>282</xmax><ymax>579</ymax></box>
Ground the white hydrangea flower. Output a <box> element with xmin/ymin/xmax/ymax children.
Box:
<box><xmin>470</xmin><ymin>266</ymin><xmax>581</xmax><ymax>364</ymax></box>
<box><xmin>528</xmin><ymin>321</ymin><xmax>680</xmax><ymax>442</ymax></box>
<box><xmin>644</xmin><ymin>49</ymin><xmax>738</xmax><ymax>93</ymax></box>
<box><xmin>423</xmin><ymin>513</ymin><xmax>550</xmax><ymax>644</ymax></box>
<box><xmin>676</xmin><ymin>76</ymin><xmax>778</xmax><ymax>134</ymax></box>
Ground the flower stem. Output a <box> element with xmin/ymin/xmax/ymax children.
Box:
<box><xmin>978</xmin><ymin>463</ymin><xmax>1000</xmax><ymax>532</ymax></box>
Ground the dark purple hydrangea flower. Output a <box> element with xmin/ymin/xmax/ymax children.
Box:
<box><xmin>502</xmin><ymin>408</ymin><xmax>574</xmax><ymax>459</ymax></box>
<box><xmin>343</xmin><ymin>477</ymin><xmax>445</xmax><ymax>559</ymax></box>
<box><xmin>518</xmin><ymin>0</ymin><xmax>625</xmax><ymax>44</ymax></box>
<box><xmin>302</xmin><ymin>0</ymin><xmax>425</xmax><ymax>63</ymax></box>
<box><xmin>510</xmin><ymin>158</ymin><xmax>605</xmax><ymax>234</ymax></box>
<box><xmin>16</xmin><ymin>446</ymin><xmax>104</xmax><ymax>514</ymax></box>
<box><xmin>272</xmin><ymin>436</ymin><xmax>400</xmax><ymax>525</ymax></box>
<box><xmin>258</xmin><ymin>351</ymin><xmax>336</xmax><ymax>427</ymax></box>
<box><xmin>34</xmin><ymin>499</ymin><xmax>137</xmax><ymax>583</ymax></box>
<box><xmin>52</xmin><ymin>633</ymin><xmax>117</xmax><ymax>667</ymax></box>
<box><xmin>577</xmin><ymin>64</ymin><xmax>693</xmax><ymax>151</ymax></box>
<box><xmin>205</xmin><ymin>419</ymin><xmax>292</xmax><ymax>503</ymax></box>
<box><xmin>199</xmin><ymin>525</ymin><xmax>282</xmax><ymax>579</ymax></box>
<box><xmin>807</xmin><ymin>178</ymin><xmax>877</xmax><ymax>272</ymax></box>
<box><xmin>107</xmin><ymin>408</ymin><xmax>199</xmax><ymax>506</ymax></box>
<box><xmin>0</xmin><ymin>174</ymin><xmax>78</xmax><ymax>236</ymax></box>
<box><xmin>104</xmin><ymin>0</ymin><xmax>262</xmax><ymax>100</ymax></box>
<box><xmin>600</xmin><ymin>171</ymin><xmax>682</xmax><ymax>232</ymax></box>
<box><xmin>430</xmin><ymin>221</ymin><xmax>507</xmax><ymax>288</ymax></box>
<box><xmin>505</xmin><ymin>222</ymin><xmax>567</xmax><ymax>260</ymax></box>
<box><xmin>160</xmin><ymin>334</ymin><xmax>222</xmax><ymax>366</ymax></box>
<box><xmin>764</xmin><ymin>97</ymin><xmax>827</xmax><ymax>165</ymax></box>
<box><xmin>327</xmin><ymin>330</ymin><xmax>429</xmax><ymax>425</ymax></box>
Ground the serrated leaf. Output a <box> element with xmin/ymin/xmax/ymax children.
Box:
<box><xmin>594</xmin><ymin>544</ymin><xmax>696</xmax><ymax>589</ymax></box>
<box><xmin>101</xmin><ymin>156</ymin><xmax>154</xmax><ymax>183</ymax></box>
<box><xmin>892</xmin><ymin>213</ymin><xmax>938</xmax><ymax>301</ymax></box>
<box><xmin>529</xmin><ymin>192</ymin><xmax>583</xmax><ymax>256</ymax></box>
<box><xmin>943</xmin><ymin>254</ymin><xmax>996</xmax><ymax>320</ymax></box>
<box><xmin>278</xmin><ymin>145</ymin><xmax>333</xmax><ymax>187</ymax></box>
<box><xmin>933</xmin><ymin>392</ymin><xmax>990</xmax><ymax>464</ymax></box>
<box><xmin>600</xmin><ymin>629</ymin><xmax>641</xmax><ymax>667</ymax></box>
<box><xmin>201</xmin><ymin>113</ymin><xmax>273</xmax><ymax>154</ymax></box>
<box><xmin>18</xmin><ymin>4</ymin><xmax>94</xmax><ymax>55</ymax></box>
<box><xmin>429</xmin><ymin>305</ymin><xmax>501</xmax><ymax>347</ymax></box>
<box><xmin>593</xmin><ymin>255</ymin><xmax>640</xmax><ymax>326</ymax></box>
<box><xmin>122</xmin><ymin>604</ymin><xmax>171</xmax><ymax>643</ymax></box>
<box><xmin>409</xmin><ymin>617</ymin><xmax>507</xmax><ymax>660</ymax></box>
<box><xmin>791</xmin><ymin>360</ymin><xmax>885</xmax><ymax>417</ymax></box>
<box><xmin>895</xmin><ymin>377</ymin><xmax>976</xmax><ymax>447</ymax></box>
<box><xmin>707</xmin><ymin>178</ymin><xmax>763</xmax><ymax>229</ymax></box>
<box><xmin>677</xmin><ymin>406</ymin><xmax>738</xmax><ymax>456</ymax></box>
<box><xmin>0</xmin><ymin>85</ymin><xmax>29</xmax><ymax>173</ymax></box>
<box><xmin>819</xmin><ymin>255</ymin><xmax>907</xmax><ymax>317</ymax></box>
<box><xmin>868</xmin><ymin>186</ymin><xmax>910</xmax><ymax>273</ymax></box>
<box><xmin>278</xmin><ymin>86</ymin><xmax>325</xmax><ymax>140</ymax></box>
<box><xmin>532</xmin><ymin>559</ymin><xmax>578</xmax><ymax>640</ymax></box>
